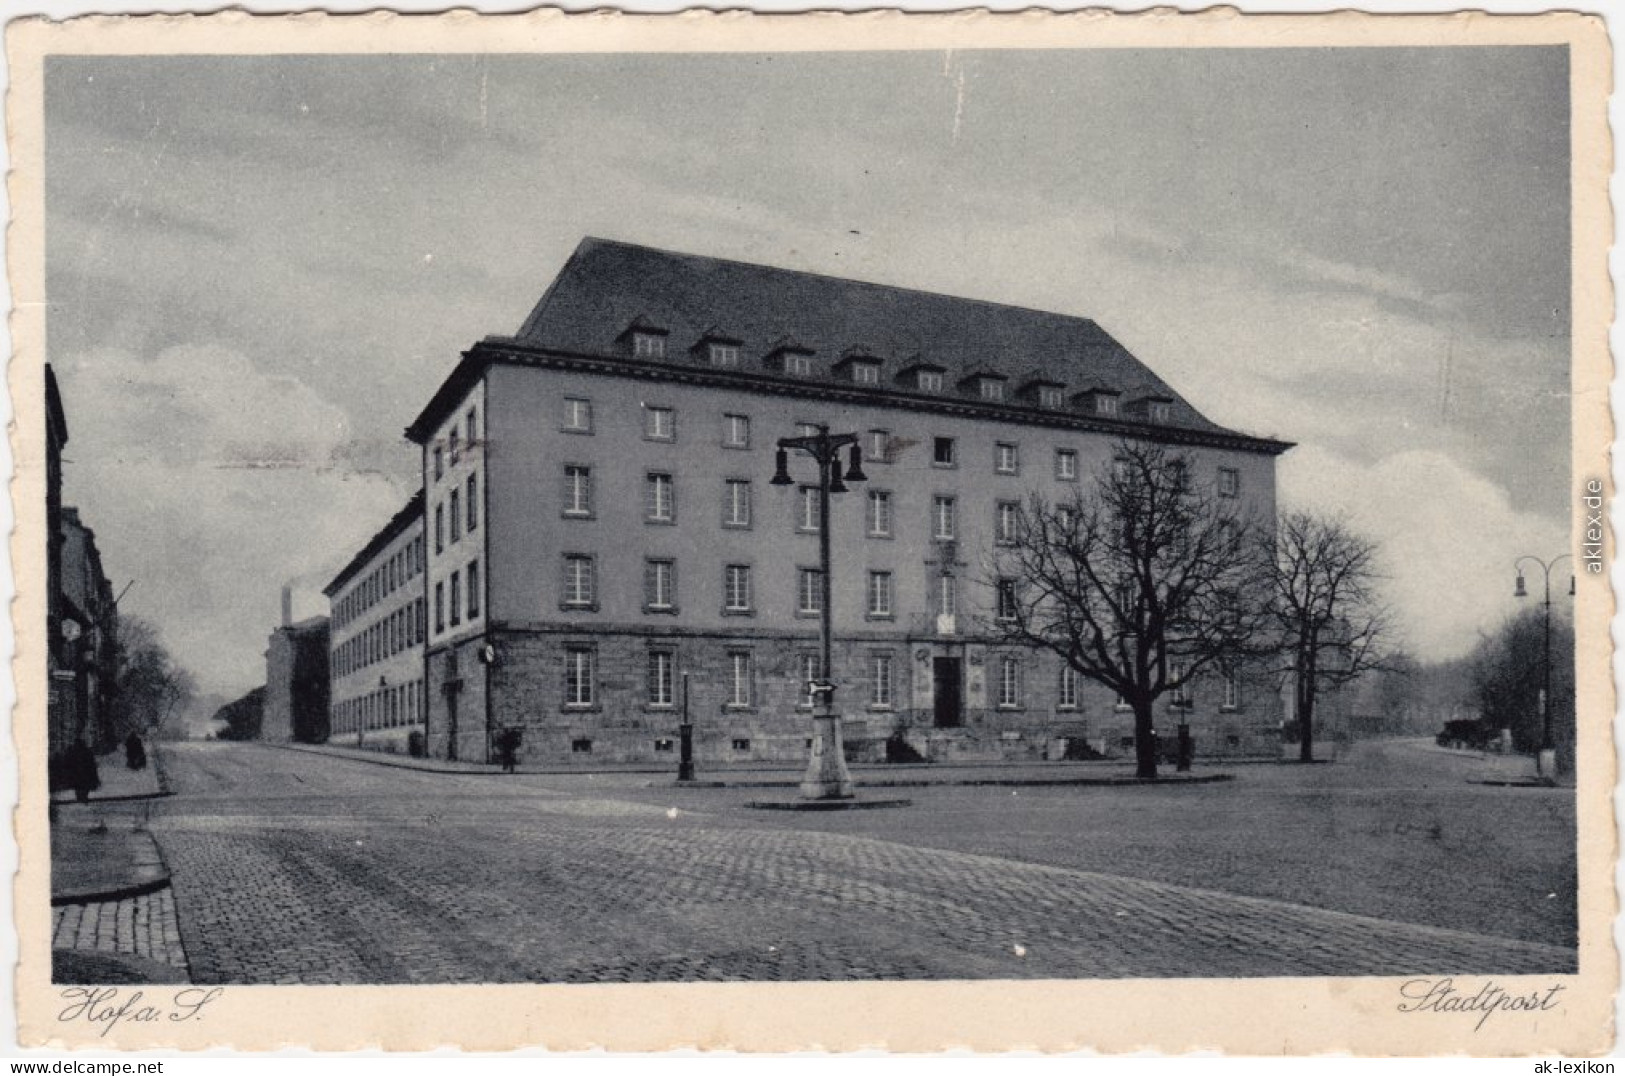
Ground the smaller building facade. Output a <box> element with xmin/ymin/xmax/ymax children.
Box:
<box><xmin>58</xmin><ymin>506</ymin><xmax>119</xmax><ymax>752</ymax></box>
<box><xmin>323</xmin><ymin>493</ymin><xmax>427</xmax><ymax>753</ymax></box>
<box><xmin>263</xmin><ymin>612</ymin><xmax>331</xmax><ymax>744</ymax></box>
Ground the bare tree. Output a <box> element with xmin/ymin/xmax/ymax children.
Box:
<box><xmin>112</xmin><ymin>615</ymin><xmax>197</xmax><ymax>743</ymax></box>
<box><xmin>991</xmin><ymin>440</ymin><xmax>1272</xmax><ymax>779</ymax></box>
<box><xmin>1263</xmin><ymin>511</ymin><xmax>1390</xmax><ymax>762</ymax></box>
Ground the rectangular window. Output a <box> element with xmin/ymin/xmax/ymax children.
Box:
<box><xmin>466</xmin><ymin>406</ymin><xmax>478</xmax><ymax>445</ymax></box>
<box><xmin>799</xmin><ymin>487</ymin><xmax>821</xmax><ymax>532</ymax></box>
<box><xmin>723</xmin><ymin>413</ymin><xmax>750</xmax><ymax>448</ymax></box>
<box><xmin>1169</xmin><ymin>662</ymin><xmax>1192</xmax><ymax>708</ymax></box>
<box><xmin>933</xmin><ymin>496</ymin><xmax>956</xmax><ymax>540</ymax></box>
<box><xmin>563</xmin><ymin>465</ymin><xmax>592</xmax><ymax>517</ymax></box>
<box><xmin>998</xmin><ymin>657</ymin><xmax>1022</xmax><ymax>708</ymax></box>
<box><xmin>1223</xmin><ymin>669</ymin><xmax>1241</xmax><ymax>709</ymax></box>
<box><xmin>918</xmin><ymin>369</ymin><xmax>943</xmax><ymax>392</ymax></box>
<box><xmin>727</xmin><ymin>651</ymin><xmax>753</xmax><ymax>707</ymax></box>
<box><xmin>563</xmin><ymin>397</ymin><xmax>593</xmax><ymax>432</ymax></box>
<box><xmin>450</xmin><ymin>490</ymin><xmax>462</xmax><ymax>542</ymax></box>
<box><xmin>467</xmin><ymin>475</ymin><xmax>479</xmax><ymax>531</ymax></box>
<box><xmin>980</xmin><ymin>379</ymin><xmax>1005</xmax><ymax>402</ymax></box>
<box><xmin>1096</xmin><ymin>395</ymin><xmax>1119</xmax><ymax>417</ymax></box>
<box><xmin>565</xmin><ymin>648</ymin><xmax>595</xmax><ymax>707</ymax></box>
<box><xmin>1058</xmin><ymin>665</ymin><xmax>1079</xmax><ymax>709</ymax></box>
<box><xmin>1056</xmin><ymin>449</ymin><xmax>1078</xmax><ymax>481</ymax></box>
<box><xmin>434</xmin><ymin>582</ymin><xmax>445</xmax><ymax>632</ymax></box>
<box><xmin>467</xmin><ymin>560</ymin><xmax>480</xmax><ymax>619</ymax></box>
<box><xmin>997</xmin><ymin>579</ymin><xmax>1019</xmax><ymax>621</ymax></box>
<box><xmin>784</xmin><ymin>353</ymin><xmax>811</xmax><ymax>376</ymax></box>
<box><xmin>798</xmin><ymin>568</ymin><xmax>823</xmax><ymax>615</ymax></box>
<box><xmin>867</xmin><ymin>571</ymin><xmax>893</xmax><ymax>618</ymax></box>
<box><xmin>1039</xmin><ymin>386</ymin><xmax>1064</xmax><ymax>409</ymax></box>
<box><xmin>646</xmin><ymin>472</ymin><xmax>675</xmax><ymax>523</ymax></box>
<box><xmin>867</xmin><ymin>490</ymin><xmax>892</xmax><ymax>537</ymax></box>
<box><xmin>563</xmin><ymin>555</ymin><xmax>595</xmax><ymax>608</ymax></box>
<box><xmin>433</xmin><ymin>446</ymin><xmax>444</xmax><ymax>480</ymax></box>
<box><xmin>709</xmin><ymin>343</ymin><xmax>739</xmax><ymax>367</ymax></box>
<box><xmin>996</xmin><ymin>442</ymin><xmax>1019</xmax><ymax>474</ymax></box>
<box><xmin>937</xmin><ymin>574</ymin><xmax>957</xmax><ymax>617</ymax></box>
<box><xmin>449</xmin><ymin>429</ymin><xmax>460</xmax><ymax>465</ymax></box>
<box><xmin>645</xmin><ymin>406</ymin><xmax>675</xmax><ymax>441</ymax></box>
<box><xmin>797</xmin><ymin>652</ymin><xmax>822</xmax><ymax>708</ymax></box>
<box><xmin>644</xmin><ymin>559</ymin><xmax>675</xmax><ymax>611</ymax></box>
<box><xmin>1218</xmin><ymin>467</ymin><xmax>1241</xmax><ymax>498</ymax></box>
<box><xmin>724</xmin><ymin>564</ymin><xmax>753</xmax><ymax>613</ymax></box>
<box><xmin>996</xmin><ymin>501</ymin><xmax>1021</xmax><ymax>544</ymax></box>
<box><xmin>871</xmin><ymin>429</ymin><xmax>897</xmax><ymax>464</ymax></box>
<box><xmin>852</xmin><ymin>363</ymin><xmax>879</xmax><ymax>384</ymax></box>
<box><xmin>647</xmin><ymin>651</ymin><xmax>675</xmax><ymax>708</ymax></box>
<box><xmin>434</xmin><ymin>504</ymin><xmax>444</xmax><ymax>554</ymax></box>
<box><xmin>449</xmin><ymin>570</ymin><xmax>462</xmax><ymax>626</ymax></box>
<box><xmin>869</xmin><ymin>653</ymin><xmax>894</xmax><ymax>708</ymax></box>
<box><xmin>633</xmin><ymin>333</ymin><xmax>665</xmax><ymax>359</ymax></box>
<box><xmin>933</xmin><ymin>437</ymin><xmax>956</xmax><ymax>467</ymax></box>
<box><xmin>724</xmin><ymin>480</ymin><xmax>752</xmax><ymax>528</ymax></box>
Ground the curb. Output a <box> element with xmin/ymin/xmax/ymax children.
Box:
<box><xmin>668</xmin><ymin>773</ymin><xmax>1237</xmax><ymax>789</ymax></box>
<box><xmin>52</xmin><ymin>872</ymin><xmax>171</xmax><ymax>908</ymax></box>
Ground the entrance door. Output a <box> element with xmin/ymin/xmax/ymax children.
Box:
<box><xmin>933</xmin><ymin>657</ymin><xmax>963</xmax><ymax>728</ymax></box>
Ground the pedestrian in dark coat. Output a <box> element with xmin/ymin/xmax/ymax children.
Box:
<box><xmin>124</xmin><ymin>731</ymin><xmax>147</xmax><ymax>771</ymax></box>
<box><xmin>495</xmin><ymin>728</ymin><xmax>521</xmax><ymax>774</ymax></box>
<box><xmin>65</xmin><ymin>738</ymin><xmax>99</xmax><ymax>804</ymax></box>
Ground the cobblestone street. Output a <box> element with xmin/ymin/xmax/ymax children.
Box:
<box><xmin>52</xmin><ymin>889</ymin><xmax>189</xmax><ymax>976</ymax></box>
<box><xmin>124</xmin><ymin>742</ymin><xmax>1578</xmax><ymax>985</ymax></box>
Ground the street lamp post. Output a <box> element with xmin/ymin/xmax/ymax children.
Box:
<box><xmin>772</xmin><ymin>424</ymin><xmax>867</xmax><ymax>800</ymax></box>
<box><xmin>1513</xmin><ymin>553</ymin><xmax>1572</xmax><ymax>781</ymax></box>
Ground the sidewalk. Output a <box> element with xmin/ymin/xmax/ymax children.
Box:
<box><xmin>270</xmin><ymin>740</ymin><xmax>1235</xmax><ymax>787</ymax></box>
<box><xmin>50</xmin><ymin>744</ymin><xmax>169</xmax><ymax>805</ymax></box>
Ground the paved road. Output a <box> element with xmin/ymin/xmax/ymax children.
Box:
<box><xmin>142</xmin><ymin>742</ymin><xmax>1575</xmax><ymax>984</ymax></box>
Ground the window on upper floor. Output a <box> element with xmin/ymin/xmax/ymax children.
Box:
<box><xmin>1039</xmin><ymin>386</ymin><xmax>1064</xmax><ymax>409</ymax></box>
<box><xmin>563</xmin><ymin>555</ymin><xmax>596</xmax><ymax>608</ymax></box>
<box><xmin>784</xmin><ymin>353</ymin><xmax>812</xmax><ymax>376</ymax></box>
<box><xmin>449</xmin><ymin>490</ymin><xmax>461</xmax><ymax>543</ymax></box>
<box><xmin>466</xmin><ymin>474</ymin><xmax>478</xmax><ymax>531</ymax></box>
<box><xmin>933</xmin><ymin>437</ymin><xmax>956</xmax><ymax>467</ymax></box>
<box><xmin>933</xmin><ymin>496</ymin><xmax>956</xmax><ymax>541</ymax></box>
<box><xmin>644</xmin><ymin>559</ymin><xmax>676</xmax><ymax>612</ymax></box>
<box><xmin>723</xmin><ymin>564</ymin><xmax>753</xmax><ymax>614</ymax></box>
<box><xmin>563</xmin><ymin>465</ymin><xmax>592</xmax><ymax>517</ymax></box>
<box><xmin>996</xmin><ymin>500</ymin><xmax>1021</xmax><ymax>545</ymax></box>
<box><xmin>1096</xmin><ymin>395</ymin><xmax>1119</xmax><ymax>417</ymax></box>
<box><xmin>723</xmin><ymin>479</ymin><xmax>752</xmax><ymax>528</ymax></box>
<box><xmin>867</xmin><ymin>490</ymin><xmax>892</xmax><ymax>538</ymax></box>
<box><xmin>563</xmin><ymin>397</ymin><xmax>593</xmax><ymax>433</ymax></box>
<box><xmin>709</xmin><ymin>343</ymin><xmax>739</xmax><ymax>368</ymax></box>
<box><xmin>979</xmin><ymin>379</ymin><xmax>1005</xmax><ymax>402</ymax></box>
<box><xmin>918</xmin><ymin>369</ymin><xmax>944</xmax><ymax>392</ymax></box>
<box><xmin>632</xmin><ymin>332</ymin><xmax>666</xmax><ymax>359</ymax></box>
<box><xmin>449</xmin><ymin>429</ymin><xmax>460</xmax><ymax>465</ymax></box>
<box><xmin>1150</xmin><ymin>400</ymin><xmax>1172</xmax><ymax>423</ymax></box>
<box><xmin>798</xmin><ymin>568</ymin><xmax>823</xmax><ymax>616</ymax></box>
<box><xmin>449</xmin><ymin>569</ymin><xmax>462</xmax><ymax>626</ymax></box>
<box><xmin>851</xmin><ymin>362</ymin><xmax>880</xmax><ymax>384</ymax></box>
<box><xmin>467</xmin><ymin>560</ymin><xmax>480</xmax><ymax>619</ymax></box>
<box><xmin>996</xmin><ymin>579</ymin><xmax>1019</xmax><ymax>621</ymax></box>
<box><xmin>645</xmin><ymin>406</ymin><xmax>675</xmax><ymax>442</ymax></box>
<box><xmin>867</xmin><ymin>572</ymin><xmax>894</xmax><ymax>618</ymax></box>
<box><xmin>466</xmin><ymin>406</ymin><xmax>478</xmax><ymax>445</ymax></box>
<box><xmin>433</xmin><ymin>447</ymin><xmax>444</xmax><ymax>481</ymax></box>
<box><xmin>434</xmin><ymin>504</ymin><xmax>444</xmax><ymax>554</ymax></box>
<box><xmin>723</xmin><ymin>413</ymin><xmax>750</xmax><ymax>449</ymax></box>
<box><xmin>1056</xmin><ymin>449</ymin><xmax>1078</xmax><ymax>481</ymax></box>
<box><xmin>1218</xmin><ymin>467</ymin><xmax>1241</xmax><ymax>498</ymax></box>
<box><xmin>798</xmin><ymin>487</ymin><xmax>821</xmax><ymax>533</ymax></box>
<box><xmin>995</xmin><ymin>442</ymin><xmax>1019</xmax><ymax>474</ymax></box>
<box><xmin>645</xmin><ymin>472</ymin><xmax>676</xmax><ymax>523</ymax></box>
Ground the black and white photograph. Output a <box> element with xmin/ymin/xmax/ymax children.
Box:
<box><xmin>11</xmin><ymin>9</ymin><xmax>1614</xmax><ymax>1055</ymax></box>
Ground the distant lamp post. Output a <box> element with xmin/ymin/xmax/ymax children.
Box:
<box><xmin>1513</xmin><ymin>553</ymin><xmax>1572</xmax><ymax>781</ymax></box>
<box><xmin>772</xmin><ymin>424</ymin><xmax>867</xmax><ymax>800</ymax></box>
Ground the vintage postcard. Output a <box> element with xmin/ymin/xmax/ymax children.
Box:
<box><xmin>6</xmin><ymin>9</ymin><xmax>1614</xmax><ymax>1055</ymax></box>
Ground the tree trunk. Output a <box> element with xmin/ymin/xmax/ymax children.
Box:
<box><xmin>1133</xmin><ymin>699</ymin><xmax>1159</xmax><ymax>780</ymax></box>
<box><xmin>1297</xmin><ymin>676</ymin><xmax>1316</xmax><ymax>763</ymax></box>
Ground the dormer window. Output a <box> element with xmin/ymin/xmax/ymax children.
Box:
<box><xmin>852</xmin><ymin>362</ymin><xmax>880</xmax><ymax>384</ymax></box>
<box><xmin>980</xmin><ymin>380</ymin><xmax>1004</xmax><ymax>402</ymax></box>
<box><xmin>1096</xmin><ymin>394</ymin><xmax>1119</xmax><ymax>416</ymax></box>
<box><xmin>960</xmin><ymin>371</ymin><xmax>1008</xmax><ymax>401</ymax></box>
<box><xmin>785</xmin><ymin>352</ymin><xmax>811</xmax><ymax>376</ymax></box>
<box><xmin>709</xmin><ymin>343</ymin><xmax>739</xmax><ymax>367</ymax></box>
<box><xmin>768</xmin><ymin>339</ymin><xmax>815</xmax><ymax>377</ymax></box>
<box><xmin>1151</xmin><ymin>401</ymin><xmax>1171</xmax><ymax>422</ymax></box>
<box><xmin>633</xmin><ymin>333</ymin><xmax>666</xmax><ymax>359</ymax></box>
<box><xmin>1039</xmin><ymin>386</ymin><xmax>1064</xmax><ymax>409</ymax></box>
<box><xmin>918</xmin><ymin>370</ymin><xmax>943</xmax><ymax>391</ymax></box>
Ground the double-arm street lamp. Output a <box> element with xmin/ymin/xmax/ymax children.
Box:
<box><xmin>772</xmin><ymin>425</ymin><xmax>867</xmax><ymax>800</ymax></box>
<box><xmin>1513</xmin><ymin>553</ymin><xmax>1572</xmax><ymax>781</ymax></box>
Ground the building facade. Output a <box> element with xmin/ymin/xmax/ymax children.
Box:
<box><xmin>58</xmin><ymin>506</ymin><xmax>119</xmax><ymax>752</ymax></box>
<box><xmin>323</xmin><ymin>493</ymin><xmax>428</xmax><ymax>753</ymax></box>
<box><xmin>404</xmin><ymin>238</ymin><xmax>1293</xmax><ymax>766</ymax></box>
<box><xmin>46</xmin><ymin>365</ymin><xmax>73</xmax><ymax>758</ymax></box>
<box><xmin>263</xmin><ymin>612</ymin><xmax>331</xmax><ymax>744</ymax></box>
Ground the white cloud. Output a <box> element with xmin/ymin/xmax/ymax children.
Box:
<box><xmin>1279</xmin><ymin>446</ymin><xmax>1570</xmax><ymax>662</ymax></box>
<box><xmin>57</xmin><ymin>345</ymin><xmax>408</xmax><ymax>694</ymax></box>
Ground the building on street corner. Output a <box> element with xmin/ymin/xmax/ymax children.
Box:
<box><xmin>262</xmin><ymin>589</ymin><xmax>331</xmax><ymax>744</ymax></box>
<box><xmin>392</xmin><ymin>237</ymin><xmax>1291</xmax><ymax>767</ymax></box>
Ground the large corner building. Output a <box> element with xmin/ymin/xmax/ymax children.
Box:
<box><xmin>363</xmin><ymin>238</ymin><xmax>1294</xmax><ymax>767</ymax></box>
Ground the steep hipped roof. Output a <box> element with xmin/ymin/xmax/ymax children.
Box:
<box><xmin>511</xmin><ymin>237</ymin><xmax>1236</xmax><ymax>437</ymax></box>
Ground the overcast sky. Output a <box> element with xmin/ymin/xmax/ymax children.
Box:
<box><xmin>43</xmin><ymin>47</ymin><xmax>1572</xmax><ymax>697</ymax></box>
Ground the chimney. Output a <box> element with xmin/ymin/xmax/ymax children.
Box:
<box><xmin>281</xmin><ymin>585</ymin><xmax>293</xmax><ymax>628</ymax></box>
